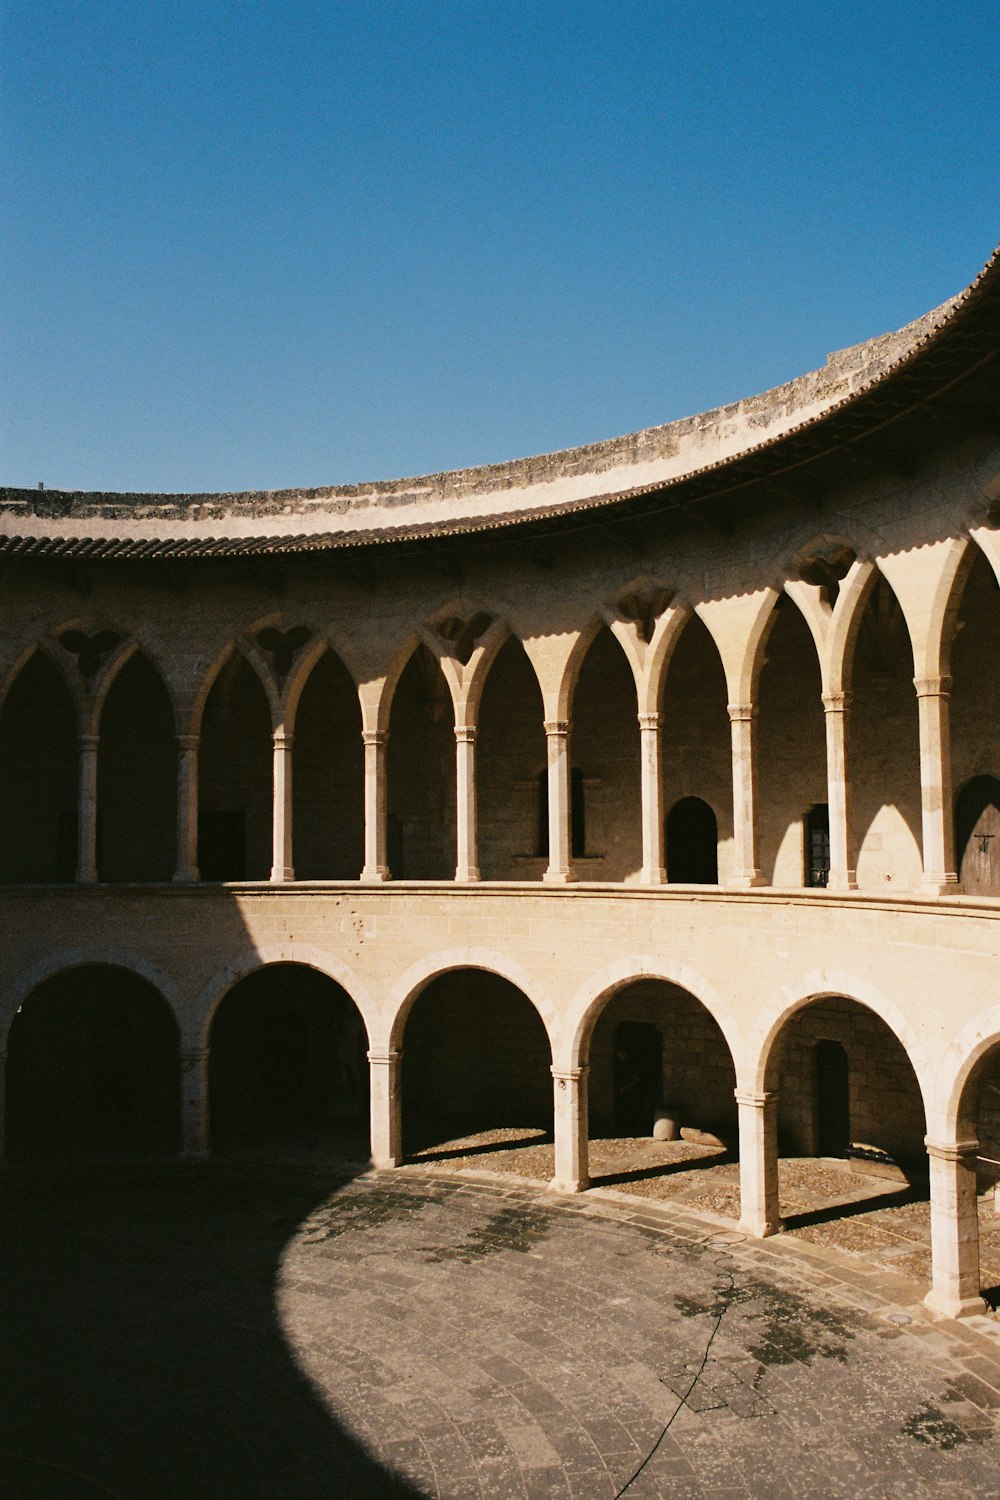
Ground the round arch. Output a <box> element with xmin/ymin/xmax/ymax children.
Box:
<box><xmin>566</xmin><ymin>957</ymin><xmax>741</xmax><ymax>1073</ymax></box>
<box><xmin>386</xmin><ymin>948</ymin><xmax>555</xmax><ymax>1055</ymax></box>
<box><xmin>746</xmin><ymin>973</ymin><xmax>933</xmax><ymax>1119</ymax></box>
<box><xmin>1</xmin><ymin>948</ymin><xmax>185</xmax><ymax>1051</ymax></box>
<box><xmin>189</xmin><ymin>943</ymin><xmax>377</xmax><ymax>1054</ymax></box>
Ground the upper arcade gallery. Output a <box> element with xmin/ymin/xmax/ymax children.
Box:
<box><xmin>1</xmin><ymin>240</ymin><xmax>1000</xmax><ymax>1320</ymax></box>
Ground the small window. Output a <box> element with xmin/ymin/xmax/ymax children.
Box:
<box><xmin>805</xmin><ymin>804</ymin><xmax>830</xmax><ymax>888</ymax></box>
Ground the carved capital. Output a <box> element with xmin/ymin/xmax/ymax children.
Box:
<box><xmin>913</xmin><ymin>675</ymin><xmax>953</xmax><ymax>700</ymax></box>
<box><xmin>362</xmin><ymin>729</ymin><xmax>389</xmax><ymax>749</ymax></box>
<box><xmin>272</xmin><ymin>731</ymin><xmax>294</xmax><ymax>752</ymax></box>
<box><xmin>367</xmin><ymin>1049</ymin><xmax>402</xmax><ymax>1067</ymax></box>
<box><xmin>637</xmin><ymin>712</ymin><xmax>662</xmax><ymax>732</ymax></box>
<box><xmin>551</xmin><ymin>1065</ymin><xmax>590</xmax><ymax>1086</ymax></box>
<box><xmin>544</xmin><ymin>720</ymin><xmax>570</xmax><ymax>738</ymax></box>
<box><xmin>176</xmin><ymin>733</ymin><xmax>200</xmax><ymax>752</ymax></box>
<box><xmin>78</xmin><ymin>734</ymin><xmax>100</xmax><ymax>752</ymax></box>
<box><xmin>821</xmin><ymin>691</ymin><xmax>852</xmax><ymax>713</ymax></box>
<box><xmin>727</xmin><ymin>703</ymin><xmax>755</xmax><ymax>724</ymax></box>
<box><xmin>454</xmin><ymin>725</ymin><xmax>477</xmax><ymax>745</ymax></box>
<box><xmin>924</xmin><ymin>1136</ymin><xmax>979</xmax><ymax>1163</ymax></box>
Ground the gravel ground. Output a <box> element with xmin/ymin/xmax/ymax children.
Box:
<box><xmin>407</xmin><ymin>1128</ymin><xmax>1000</xmax><ymax>1296</ymax></box>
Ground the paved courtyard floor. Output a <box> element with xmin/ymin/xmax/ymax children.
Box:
<box><xmin>3</xmin><ymin>1159</ymin><xmax>1000</xmax><ymax>1498</ymax></box>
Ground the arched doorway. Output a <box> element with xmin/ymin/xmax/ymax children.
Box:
<box><xmin>198</xmin><ymin>653</ymin><xmax>272</xmax><ymax>880</ymax></box>
<box><xmin>666</xmin><ymin>796</ymin><xmax>718</xmax><ymax>883</ymax></box>
<box><xmin>208</xmin><ymin>964</ymin><xmax>370</xmax><ymax>1157</ymax></box>
<box><xmin>767</xmin><ymin>997</ymin><xmax>927</xmax><ymax>1231</ymax></box>
<box><xmin>5</xmin><ymin>965</ymin><xmax>181</xmax><ymax>1159</ymax></box>
<box><xmin>660</xmin><ymin>615</ymin><xmax>733</xmax><ymax>881</ymax></box>
<box><xmin>950</xmin><ymin>548</ymin><xmax>1000</xmax><ymax>894</ymax></box>
<box><xmin>586</xmin><ymin>980</ymin><xmax>737</xmax><ymax>1195</ymax></box>
<box><xmin>401</xmin><ymin>970</ymin><xmax>552</xmax><ymax>1160</ymax></box>
<box><xmin>955</xmin><ymin>777</ymin><xmax>1000</xmax><ymax>896</ymax></box>
<box><xmin>292</xmin><ymin>650</ymin><xmax>364</xmax><ymax>878</ymax></box>
<box><xmin>756</xmin><ymin>595</ymin><xmax>826</xmax><ymax>885</ymax></box>
<box><xmin>98</xmin><ymin>652</ymin><xmax>176</xmax><ymax>881</ymax></box>
<box><xmin>387</xmin><ymin>646</ymin><xmax>455</xmax><ymax>879</ymax></box>
<box><xmin>849</xmin><ymin>575</ymin><xmax>922</xmax><ymax>890</ymax></box>
<box><xmin>0</xmin><ymin>651</ymin><xmax>78</xmax><ymax>882</ymax></box>
<box><xmin>569</xmin><ymin>626</ymin><xmax>641</xmax><ymax>880</ymax></box>
<box><xmin>477</xmin><ymin>636</ymin><xmax>546</xmax><ymax>879</ymax></box>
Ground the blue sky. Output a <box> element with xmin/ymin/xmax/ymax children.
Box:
<box><xmin>2</xmin><ymin>2</ymin><xmax>998</xmax><ymax>493</ymax></box>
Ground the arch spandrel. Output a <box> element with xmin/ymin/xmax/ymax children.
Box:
<box><xmin>0</xmin><ymin>948</ymin><xmax>185</xmax><ymax>1050</ymax></box>
<box><xmin>563</xmin><ymin>957</ymin><xmax>742</xmax><ymax>1076</ymax></box>
<box><xmin>744</xmin><ymin>974</ymin><xmax>933</xmax><ymax>1120</ymax></box>
<box><xmin>189</xmin><ymin>943</ymin><xmax>378</xmax><ymax>1055</ymax></box>
<box><xmin>383</xmin><ymin>948</ymin><xmax>557</xmax><ymax>1056</ymax></box>
<box><xmin>694</xmin><ymin>590</ymin><xmax>779</xmax><ymax>706</ymax></box>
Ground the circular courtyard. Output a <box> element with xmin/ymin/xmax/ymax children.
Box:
<box><xmin>2</xmin><ymin>1162</ymin><xmax>999</xmax><ymax>1498</ymax></box>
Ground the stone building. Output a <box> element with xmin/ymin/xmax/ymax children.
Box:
<box><xmin>2</xmin><ymin>243</ymin><xmax>1000</xmax><ymax>1320</ymax></box>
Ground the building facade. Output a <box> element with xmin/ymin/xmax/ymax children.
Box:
<box><xmin>2</xmin><ymin>245</ymin><xmax>1000</xmax><ymax>1319</ymax></box>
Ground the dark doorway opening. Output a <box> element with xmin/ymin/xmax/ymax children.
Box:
<box><xmin>209</xmin><ymin>965</ymin><xmax>369</xmax><ymax>1156</ymax></box>
<box><xmin>805</xmin><ymin>803</ymin><xmax>830</xmax><ymax>887</ymax></box>
<box><xmin>612</xmin><ymin>1020</ymin><xmax>663</xmax><ymax>1137</ymax></box>
<box><xmin>816</xmin><ymin>1039</ymin><xmax>850</xmax><ymax>1157</ymax></box>
<box><xmin>956</xmin><ymin>776</ymin><xmax>1000</xmax><ymax>895</ymax></box>
<box><xmin>5</xmin><ymin>966</ymin><xmax>181</xmax><ymax>1160</ymax></box>
<box><xmin>666</xmin><ymin>797</ymin><xmax>718</xmax><ymax>883</ymax></box>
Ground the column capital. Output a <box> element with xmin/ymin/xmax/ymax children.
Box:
<box><xmin>544</xmin><ymin>719</ymin><xmax>570</xmax><ymax>738</ymax></box>
<box><xmin>734</xmin><ymin>1090</ymin><xmax>779</xmax><ymax>1108</ymax></box>
<box><xmin>925</xmin><ymin>1136</ymin><xmax>979</xmax><ymax>1163</ymax></box>
<box><xmin>637</xmin><ymin>712</ymin><xmax>662</xmax><ymax>731</ymax></box>
<box><xmin>362</xmin><ymin>728</ymin><xmax>389</xmax><ymax>748</ymax></box>
<box><xmin>821</xmin><ymin>690</ymin><xmax>853</xmax><ymax>713</ymax></box>
<box><xmin>78</xmin><ymin>733</ymin><xmax>99</xmax><ymax>751</ymax></box>
<box><xmin>272</xmin><ymin>730</ymin><xmax>294</xmax><ymax>750</ymax></box>
<box><xmin>367</xmin><ymin>1049</ymin><xmax>402</xmax><ymax>1066</ymax></box>
<box><xmin>176</xmin><ymin>733</ymin><xmax>200</xmax><ymax>751</ymax></box>
<box><xmin>913</xmin><ymin>674</ymin><xmax>953</xmax><ymax>699</ymax></box>
<box><xmin>551</xmin><ymin>1065</ymin><xmax>590</xmax><ymax>1085</ymax></box>
<box><xmin>727</xmin><ymin>703</ymin><xmax>756</xmax><ymax>724</ymax></box>
<box><xmin>180</xmin><ymin>1047</ymin><xmax>210</xmax><ymax>1067</ymax></box>
<box><xmin>454</xmin><ymin>724</ymin><xmax>477</xmax><ymax>744</ymax></box>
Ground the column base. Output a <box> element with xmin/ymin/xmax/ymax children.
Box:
<box><xmin>917</xmin><ymin>878</ymin><xmax>964</xmax><ymax>897</ymax></box>
<box><xmin>727</xmin><ymin>872</ymin><xmax>766</xmax><ymax>889</ymax></box>
<box><xmin>270</xmin><ymin>867</ymin><xmax>295</xmax><ymax>883</ymax></box>
<box><xmin>549</xmin><ymin>1175</ymin><xmax>589</xmax><ymax>1195</ymax></box>
<box><xmin>455</xmin><ymin>868</ymin><xmax>481</xmax><ymax>883</ymax></box>
<box><xmin>826</xmin><ymin>871</ymin><xmax>857</xmax><ymax>892</ymax></box>
<box><xmin>739</xmin><ymin>1215</ymin><xmax>783</xmax><ymax>1239</ymax></box>
<box><xmin>173</xmin><ymin>868</ymin><xmax>200</xmax><ymax>884</ymax></box>
<box><xmin>543</xmin><ymin>869</ymin><xmax>577</xmax><ymax>885</ymax></box>
<box><xmin>640</xmin><ymin>867</ymin><xmax>667</xmax><ymax>885</ymax></box>
<box><xmin>923</xmin><ymin>1287</ymin><xmax>988</xmax><ymax>1320</ymax></box>
<box><xmin>180</xmin><ymin>1148</ymin><xmax>209</xmax><ymax>1163</ymax></box>
<box><xmin>361</xmin><ymin>867</ymin><xmax>392</xmax><ymax>883</ymax></box>
<box><xmin>370</xmin><ymin>1154</ymin><xmax>403</xmax><ymax>1171</ymax></box>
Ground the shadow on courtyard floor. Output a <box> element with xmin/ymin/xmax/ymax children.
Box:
<box><xmin>0</xmin><ymin>1159</ymin><xmax>422</xmax><ymax>1500</ymax></box>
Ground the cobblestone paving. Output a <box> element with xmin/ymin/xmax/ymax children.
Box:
<box><xmin>4</xmin><ymin>1162</ymin><xmax>1000</xmax><ymax>1498</ymax></box>
<box><xmin>410</xmin><ymin>1129</ymin><xmax>1000</xmax><ymax>1294</ymax></box>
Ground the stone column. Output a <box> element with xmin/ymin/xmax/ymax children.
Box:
<box><xmin>924</xmin><ymin>1137</ymin><xmax>986</xmax><ymax>1318</ymax></box>
<box><xmin>727</xmin><ymin>705</ymin><xmax>764</xmax><ymax>888</ymax></box>
<box><xmin>543</xmin><ymin>720</ymin><xmax>574</xmax><ymax>884</ymax></box>
<box><xmin>173</xmin><ymin>733</ymin><xmax>200</xmax><ymax>883</ymax></box>
<box><xmin>368</xmin><ymin>1050</ymin><xmax>403</xmax><ymax>1168</ymax></box>
<box><xmin>180</xmin><ymin>1047</ymin><xmax>210</xmax><ymax>1160</ymax></box>
<box><xmin>361</xmin><ymin>730</ymin><xmax>390</xmax><ymax>882</ymax></box>
<box><xmin>270</xmin><ymin>731</ymin><xmax>295</xmax><ymax>883</ymax></box>
<box><xmin>821</xmin><ymin>692</ymin><xmax>856</xmax><ymax>891</ymax></box>
<box><xmin>736</xmin><ymin>1090</ymin><xmax>782</xmax><ymax>1237</ymax></box>
<box><xmin>76</xmin><ymin>733</ymin><xmax>99</xmax><ymax>884</ymax></box>
<box><xmin>638</xmin><ymin>713</ymin><xmax>666</xmax><ymax>884</ymax></box>
<box><xmin>454</xmin><ymin>725</ymin><xmax>480</xmax><ymax>882</ymax></box>
<box><xmin>915</xmin><ymin>676</ymin><xmax>961</xmax><ymax>894</ymax></box>
<box><xmin>551</xmin><ymin>1066</ymin><xmax>590</xmax><ymax>1193</ymax></box>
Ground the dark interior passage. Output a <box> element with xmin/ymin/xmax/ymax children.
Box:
<box><xmin>293</xmin><ymin>649</ymin><xmax>364</xmax><ymax>878</ymax></box>
<box><xmin>387</xmin><ymin>646</ymin><xmax>455</xmax><ymax>879</ymax></box>
<box><xmin>666</xmin><ymin>796</ymin><xmax>718</xmax><ymax>883</ymax></box>
<box><xmin>199</xmin><ymin>653</ymin><xmax>273</xmax><ymax>880</ymax></box>
<box><xmin>402</xmin><ymin>970</ymin><xmax>552</xmax><ymax>1151</ymax></box>
<box><xmin>5</xmin><ymin>965</ymin><xmax>181</xmax><ymax>1160</ymax></box>
<box><xmin>98</xmin><ymin>652</ymin><xmax>177</xmax><ymax>881</ymax></box>
<box><xmin>0</xmin><ymin>652</ymin><xmax>78</xmax><ymax>882</ymax></box>
<box><xmin>208</xmin><ymin>964</ymin><xmax>369</xmax><ymax>1153</ymax></box>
